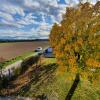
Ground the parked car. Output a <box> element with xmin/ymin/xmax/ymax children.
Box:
<box><xmin>43</xmin><ymin>47</ymin><xmax>54</xmax><ymax>58</ymax></box>
<box><xmin>34</xmin><ymin>47</ymin><xmax>42</xmax><ymax>52</ymax></box>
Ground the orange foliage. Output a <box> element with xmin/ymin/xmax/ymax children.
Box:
<box><xmin>86</xmin><ymin>58</ymin><xmax>100</xmax><ymax>68</ymax></box>
<box><xmin>49</xmin><ymin>2</ymin><xmax>100</xmax><ymax>80</ymax></box>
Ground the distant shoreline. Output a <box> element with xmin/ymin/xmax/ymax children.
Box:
<box><xmin>0</xmin><ymin>39</ymin><xmax>49</xmax><ymax>43</ymax></box>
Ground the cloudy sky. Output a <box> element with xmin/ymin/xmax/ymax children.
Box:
<box><xmin>0</xmin><ymin>0</ymin><xmax>98</xmax><ymax>39</ymax></box>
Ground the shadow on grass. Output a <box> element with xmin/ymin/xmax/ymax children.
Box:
<box><xmin>65</xmin><ymin>73</ymin><xmax>80</xmax><ymax>100</ymax></box>
<box><xmin>5</xmin><ymin>63</ymin><xmax>58</xmax><ymax>97</ymax></box>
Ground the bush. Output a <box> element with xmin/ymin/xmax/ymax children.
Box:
<box><xmin>13</xmin><ymin>67</ymin><xmax>21</xmax><ymax>77</ymax></box>
<box><xmin>21</xmin><ymin>55</ymin><xmax>40</xmax><ymax>73</ymax></box>
<box><xmin>0</xmin><ymin>76</ymin><xmax>9</xmax><ymax>88</ymax></box>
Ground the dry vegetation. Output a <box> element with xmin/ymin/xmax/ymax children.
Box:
<box><xmin>0</xmin><ymin>57</ymin><xmax>57</xmax><ymax>98</ymax></box>
<box><xmin>0</xmin><ymin>57</ymin><xmax>100</xmax><ymax>100</ymax></box>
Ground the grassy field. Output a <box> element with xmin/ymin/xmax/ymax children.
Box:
<box><xmin>1</xmin><ymin>57</ymin><xmax>100</xmax><ymax>100</ymax></box>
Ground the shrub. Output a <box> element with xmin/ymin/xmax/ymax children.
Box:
<box><xmin>0</xmin><ymin>76</ymin><xmax>9</xmax><ymax>88</ymax></box>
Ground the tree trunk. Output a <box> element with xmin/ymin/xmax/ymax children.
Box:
<box><xmin>65</xmin><ymin>73</ymin><xmax>80</xmax><ymax>100</ymax></box>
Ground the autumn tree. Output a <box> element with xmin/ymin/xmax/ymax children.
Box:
<box><xmin>50</xmin><ymin>1</ymin><xmax>100</xmax><ymax>83</ymax></box>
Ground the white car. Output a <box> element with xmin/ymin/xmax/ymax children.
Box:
<box><xmin>34</xmin><ymin>47</ymin><xmax>42</xmax><ymax>52</ymax></box>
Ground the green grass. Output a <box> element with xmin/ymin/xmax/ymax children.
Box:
<box><xmin>43</xmin><ymin>58</ymin><xmax>56</xmax><ymax>65</ymax></box>
<box><xmin>0</xmin><ymin>51</ymin><xmax>36</xmax><ymax>68</ymax></box>
<box><xmin>72</xmin><ymin>80</ymin><xmax>100</xmax><ymax>100</ymax></box>
<box><xmin>17</xmin><ymin>58</ymin><xmax>100</xmax><ymax>100</ymax></box>
<box><xmin>16</xmin><ymin>58</ymin><xmax>73</xmax><ymax>99</ymax></box>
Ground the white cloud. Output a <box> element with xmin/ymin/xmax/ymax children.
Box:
<box><xmin>41</xmin><ymin>0</ymin><xmax>58</xmax><ymax>7</ymax></box>
<box><xmin>31</xmin><ymin>21</ymin><xmax>52</xmax><ymax>37</ymax></box>
<box><xmin>0</xmin><ymin>0</ymin><xmax>98</xmax><ymax>39</ymax></box>
<box><xmin>0</xmin><ymin>0</ymin><xmax>68</xmax><ymax>39</ymax></box>
<box><xmin>24</xmin><ymin>0</ymin><xmax>40</xmax><ymax>8</ymax></box>
<box><xmin>0</xmin><ymin>3</ymin><xmax>25</xmax><ymax>17</ymax></box>
<box><xmin>0</xmin><ymin>12</ymin><xmax>14</xmax><ymax>21</ymax></box>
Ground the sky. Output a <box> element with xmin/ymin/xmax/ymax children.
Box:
<box><xmin>0</xmin><ymin>0</ymin><xmax>98</xmax><ymax>40</ymax></box>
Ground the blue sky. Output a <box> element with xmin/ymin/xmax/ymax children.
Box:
<box><xmin>0</xmin><ymin>0</ymin><xmax>97</xmax><ymax>39</ymax></box>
